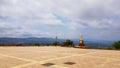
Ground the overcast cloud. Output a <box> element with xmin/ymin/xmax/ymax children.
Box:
<box><xmin>0</xmin><ymin>0</ymin><xmax>120</xmax><ymax>40</ymax></box>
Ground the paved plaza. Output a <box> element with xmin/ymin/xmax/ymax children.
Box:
<box><xmin>0</xmin><ymin>46</ymin><xmax>120</xmax><ymax>68</ymax></box>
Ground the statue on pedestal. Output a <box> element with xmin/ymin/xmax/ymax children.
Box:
<box><xmin>79</xmin><ymin>34</ymin><xmax>85</xmax><ymax>47</ymax></box>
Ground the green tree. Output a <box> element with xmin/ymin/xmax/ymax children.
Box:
<box><xmin>62</xmin><ymin>39</ymin><xmax>74</xmax><ymax>47</ymax></box>
<box><xmin>112</xmin><ymin>41</ymin><xmax>120</xmax><ymax>50</ymax></box>
<box><xmin>52</xmin><ymin>41</ymin><xmax>59</xmax><ymax>46</ymax></box>
<box><xmin>34</xmin><ymin>43</ymin><xmax>41</xmax><ymax>46</ymax></box>
<box><xmin>107</xmin><ymin>46</ymin><xmax>114</xmax><ymax>50</ymax></box>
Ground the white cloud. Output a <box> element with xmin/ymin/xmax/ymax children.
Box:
<box><xmin>0</xmin><ymin>0</ymin><xmax>120</xmax><ymax>40</ymax></box>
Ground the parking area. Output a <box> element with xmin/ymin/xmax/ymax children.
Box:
<box><xmin>0</xmin><ymin>46</ymin><xmax>120</xmax><ymax>68</ymax></box>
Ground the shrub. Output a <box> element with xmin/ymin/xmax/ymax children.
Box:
<box><xmin>62</xmin><ymin>39</ymin><xmax>74</xmax><ymax>47</ymax></box>
<box><xmin>52</xmin><ymin>41</ymin><xmax>59</xmax><ymax>46</ymax></box>
<box><xmin>112</xmin><ymin>41</ymin><xmax>120</xmax><ymax>50</ymax></box>
<box><xmin>107</xmin><ymin>46</ymin><xmax>113</xmax><ymax>50</ymax></box>
<box><xmin>34</xmin><ymin>43</ymin><xmax>41</xmax><ymax>46</ymax></box>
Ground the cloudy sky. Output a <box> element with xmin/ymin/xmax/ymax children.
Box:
<box><xmin>0</xmin><ymin>0</ymin><xmax>120</xmax><ymax>40</ymax></box>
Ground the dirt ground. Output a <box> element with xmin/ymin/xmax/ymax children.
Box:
<box><xmin>0</xmin><ymin>46</ymin><xmax>120</xmax><ymax>68</ymax></box>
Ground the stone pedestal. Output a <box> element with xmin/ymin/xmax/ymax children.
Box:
<box><xmin>79</xmin><ymin>40</ymin><xmax>84</xmax><ymax>47</ymax></box>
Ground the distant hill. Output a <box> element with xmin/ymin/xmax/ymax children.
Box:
<box><xmin>0</xmin><ymin>37</ymin><xmax>64</xmax><ymax>45</ymax></box>
<box><xmin>0</xmin><ymin>37</ymin><xmax>114</xmax><ymax>48</ymax></box>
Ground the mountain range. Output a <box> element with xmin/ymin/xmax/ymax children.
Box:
<box><xmin>0</xmin><ymin>37</ymin><xmax>115</xmax><ymax>48</ymax></box>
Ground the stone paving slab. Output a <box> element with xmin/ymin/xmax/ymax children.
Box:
<box><xmin>0</xmin><ymin>55</ymin><xmax>29</xmax><ymax>68</ymax></box>
<box><xmin>22</xmin><ymin>64</ymin><xmax>70</xmax><ymax>68</ymax></box>
<box><xmin>0</xmin><ymin>47</ymin><xmax>93</xmax><ymax>61</ymax></box>
<box><xmin>45</xmin><ymin>56</ymin><xmax>107</xmax><ymax>68</ymax></box>
<box><xmin>88</xmin><ymin>50</ymin><xmax>120</xmax><ymax>59</ymax></box>
<box><xmin>99</xmin><ymin>60</ymin><xmax>120</xmax><ymax>68</ymax></box>
<box><xmin>0</xmin><ymin>46</ymin><xmax>119</xmax><ymax>68</ymax></box>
